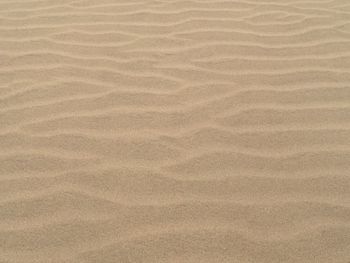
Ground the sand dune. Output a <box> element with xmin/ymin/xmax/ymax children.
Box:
<box><xmin>1</xmin><ymin>0</ymin><xmax>350</xmax><ymax>262</ymax></box>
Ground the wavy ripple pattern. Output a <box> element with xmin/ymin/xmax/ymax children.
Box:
<box><xmin>1</xmin><ymin>0</ymin><xmax>350</xmax><ymax>262</ymax></box>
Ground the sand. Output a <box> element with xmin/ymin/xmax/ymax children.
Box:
<box><xmin>1</xmin><ymin>0</ymin><xmax>350</xmax><ymax>262</ymax></box>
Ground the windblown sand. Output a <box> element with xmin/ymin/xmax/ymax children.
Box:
<box><xmin>1</xmin><ymin>0</ymin><xmax>350</xmax><ymax>262</ymax></box>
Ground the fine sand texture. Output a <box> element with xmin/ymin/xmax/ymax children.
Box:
<box><xmin>1</xmin><ymin>0</ymin><xmax>350</xmax><ymax>262</ymax></box>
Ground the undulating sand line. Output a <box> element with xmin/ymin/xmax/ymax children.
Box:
<box><xmin>1</xmin><ymin>0</ymin><xmax>350</xmax><ymax>262</ymax></box>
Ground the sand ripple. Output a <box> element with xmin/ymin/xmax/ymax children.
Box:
<box><xmin>1</xmin><ymin>0</ymin><xmax>350</xmax><ymax>262</ymax></box>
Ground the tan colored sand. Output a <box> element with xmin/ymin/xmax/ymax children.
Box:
<box><xmin>1</xmin><ymin>0</ymin><xmax>350</xmax><ymax>262</ymax></box>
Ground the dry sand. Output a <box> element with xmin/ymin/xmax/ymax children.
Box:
<box><xmin>1</xmin><ymin>0</ymin><xmax>350</xmax><ymax>262</ymax></box>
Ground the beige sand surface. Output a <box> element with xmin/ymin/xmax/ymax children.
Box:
<box><xmin>1</xmin><ymin>0</ymin><xmax>350</xmax><ymax>262</ymax></box>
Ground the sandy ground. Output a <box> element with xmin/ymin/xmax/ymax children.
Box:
<box><xmin>1</xmin><ymin>0</ymin><xmax>350</xmax><ymax>262</ymax></box>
